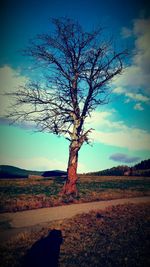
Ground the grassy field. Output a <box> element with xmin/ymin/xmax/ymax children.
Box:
<box><xmin>0</xmin><ymin>203</ymin><xmax>149</xmax><ymax>267</ymax></box>
<box><xmin>0</xmin><ymin>176</ymin><xmax>150</xmax><ymax>212</ymax></box>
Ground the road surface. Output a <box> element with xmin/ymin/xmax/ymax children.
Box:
<box><xmin>0</xmin><ymin>196</ymin><xmax>149</xmax><ymax>230</ymax></box>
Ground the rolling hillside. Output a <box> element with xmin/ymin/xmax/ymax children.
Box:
<box><xmin>0</xmin><ymin>165</ymin><xmax>42</xmax><ymax>178</ymax></box>
<box><xmin>0</xmin><ymin>165</ymin><xmax>66</xmax><ymax>179</ymax></box>
<box><xmin>86</xmin><ymin>159</ymin><xmax>150</xmax><ymax>177</ymax></box>
<box><xmin>0</xmin><ymin>159</ymin><xmax>150</xmax><ymax>178</ymax></box>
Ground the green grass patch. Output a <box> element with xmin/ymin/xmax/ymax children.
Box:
<box><xmin>0</xmin><ymin>177</ymin><xmax>150</xmax><ymax>212</ymax></box>
<box><xmin>0</xmin><ymin>181</ymin><xmax>61</xmax><ymax>197</ymax></box>
<box><xmin>78</xmin><ymin>179</ymin><xmax>150</xmax><ymax>192</ymax></box>
<box><xmin>0</xmin><ymin>179</ymin><xmax>150</xmax><ymax>198</ymax></box>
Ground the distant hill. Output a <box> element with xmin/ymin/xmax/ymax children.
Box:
<box><xmin>86</xmin><ymin>159</ymin><xmax>150</xmax><ymax>177</ymax></box>
<box><xmin>0</xmin><ymin>165</ymin><xmax>43</xmax><ymax>179</ymax></box>
<box><xmin>133</xmin><ymin>159</ymin><xmax>150</xmax><ymax>170</ymax></box>
<box><xmin>87</xmin><ymin>165</ymin><xmax>130</xmax><ymax>176</ymax></box>
<box><xmin>42</xmin><ymin>170</ymin><xmax>67</xmax><ymax>177</ymax></box>
<box><xmin>0</xmin><ymin>159</ymin><xmax>150</xmax><ymax>179</ymax></box>
<box><xmin>131</xmin><ymin>159</ymin><xmax>150</xmax><ymax>176</ymax></box>
<box><xmin>0</xmin><ymin>165</ymin><xmax>66</xmax><ymax>179</ymax></box>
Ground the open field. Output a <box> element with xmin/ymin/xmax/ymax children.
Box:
<box><xmin>0</xmin><ymin>203</ymin><xmax>149</xmax><ymax>267</ymax></box>
<box><xmin>0</xmin><ymin>176</ymin><xmax>150</xmax><ymax>212</ymax></box>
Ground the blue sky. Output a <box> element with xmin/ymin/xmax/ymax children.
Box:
<box><xmin>0</xmin><ymin>0</ymin><xmax>150</xmax><ymax>172</ymax></box>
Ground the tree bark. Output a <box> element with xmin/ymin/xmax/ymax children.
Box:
<box><xmin>61</xmin><ymin>140</ymin><xmax>80</xmax><ymax>196</ymax></box>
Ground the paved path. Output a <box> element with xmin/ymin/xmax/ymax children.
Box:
<box><xmin>0</xmin><ymin>196</ymin><xmax>150</xmax><ymax>229</ymax></box>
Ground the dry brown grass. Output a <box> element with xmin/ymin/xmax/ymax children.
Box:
<box><xmin>79</xmin><ymin>175</ymin><xmax>149</xmax><ymax>182</ymax></box>
<box><xmin>0</xmin><ymin>176</ymin><xmax>150</xmax><ymax>212</ymax></box>
<box><xmin>0</xmin><ymin>203</ymin><xmax>149</xmax><ymax>267</ymax></box>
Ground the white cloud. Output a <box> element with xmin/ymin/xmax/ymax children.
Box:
<box><xmin>113</xmin><ymin>66</ymin><xmax>149</xmax><ymax>91</ymax></box>
<box><xmin>85</xmin><ymin>110</ymin><xmax>150</xmax><ymax>151</ymax></box>
<box><xmin>125</xmin><ymin>92</ymin><xmax>149</xmax><ymax>102</ymax></box>
<box><xmin>85</xmin><ymin>111</ymin><xmax>113</xmax><ymax>129</ymax></box>
<box><xmin>124</xmin><ymin>98</ymin><xmax>130</xmax><ymax>103</ymax></box>
<box><xmin>0</xmin><ymin>65</ymin><xmax>48</xmax><ymax>130</ymax></box>
<box><xmin>112</xmin><ymin>17</ymin><xmax>150</xmax><ymax>109</ymax></box>
<box><xmin>113</xmin><ymin>86</ymin><xmax>150</xmax><ymax>104</ymax></box>
<box><xmin>113</xmin><ymin>87</ymin><xmax>124</xmax><ymax>94</ymax></box>
<box><xmin>134</xmin><ymin>103</ymin><xmax>144</xmax><ymax>111</ymax></box>
<box><xmin>92</xmin><ymin>128</ymin><xmax>150</xmax><ymax>151</ymax></box>
<box><xmin>85</xmin><ymin>110</ymin><xmax>127</xmax><ymax>131</ymax></box>
<box><xmin>0</xmin><ymin>65</ymin><xmax>28</xmax><ymax>117</ymax></box>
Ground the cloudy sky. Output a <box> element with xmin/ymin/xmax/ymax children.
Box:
<box><xmin>0</xmin><ymin>0</ymin><xmax>150</xmax><ymax>172</ymax></box>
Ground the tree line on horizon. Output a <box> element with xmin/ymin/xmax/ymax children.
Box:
<box><xmin>0</xmin><ymin>159</ymin><xmax>150</xmax><ymax>179</ymax></box>
<box><xmin>85</xmin><ymin>159</ymin><xmax>150</xmax><ymax>177</ymax></box>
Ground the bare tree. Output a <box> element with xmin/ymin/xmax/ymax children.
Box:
<box><xmin>7</xmin><ymin>18</ymin><xmax>127</xmax><ymax>196</ymax></box>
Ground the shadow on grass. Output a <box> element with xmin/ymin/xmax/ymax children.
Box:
<box><xmin>23</xmin><ymin>229</ymin><xmax>63</xmax><ymax>267</ymax></box>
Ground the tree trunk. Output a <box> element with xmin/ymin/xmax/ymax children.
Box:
<box><xmin>61</xmin><ymin>140</ymin><xmax>80</xmax><ymax>196</ymax></box>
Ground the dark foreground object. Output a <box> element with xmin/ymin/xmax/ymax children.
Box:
<box><xmin>23</xmin><ymin>229</ymin><xmax>63</xmax><ymax>267</ymax></box>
